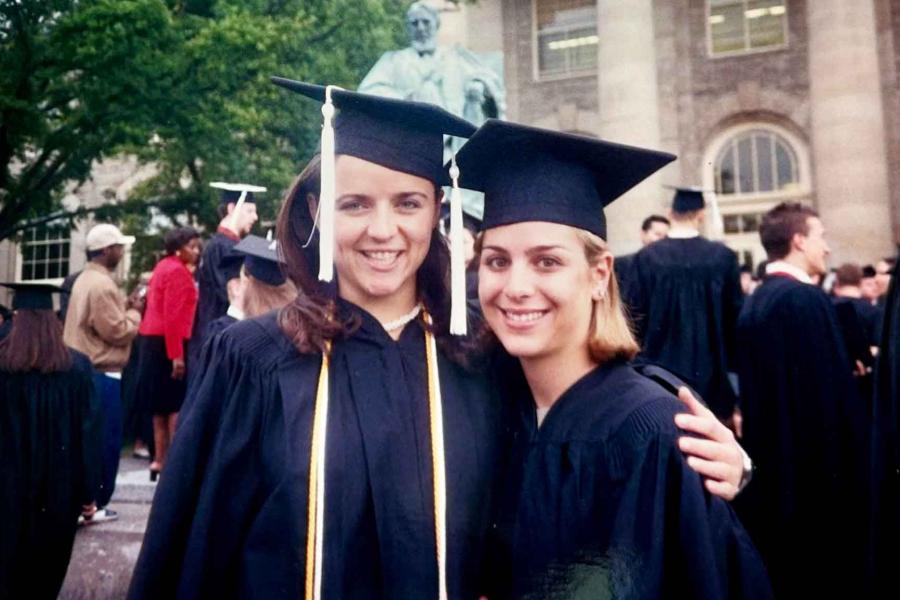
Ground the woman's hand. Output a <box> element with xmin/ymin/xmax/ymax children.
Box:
<box><xmin>171</xmin><ymin>357</ymin><xmax>186</xmax><ymax>380</ymax></box>
<box><xmin>674</xmin><ymin>387</ymin><xmax>745</xmax><ymax>501</ymax></box>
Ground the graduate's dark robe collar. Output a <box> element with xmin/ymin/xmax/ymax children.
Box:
<box><xmin>518</xmin><ymin>358</ymin><xmax>627</xmax><ymax>440</ymax></box>
<box><xmin>335</xmin><ymin>297</ymin><xmax>425</xmax><ymax>348</ymax></box>
<box><xmin>216</xmin><ymin>226</ymin><xmax>240</xmax><ymax>242</ymax></box>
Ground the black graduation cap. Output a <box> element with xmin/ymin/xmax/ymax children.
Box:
<box><xmin>232</xmin><ymin>235</ymin><xmax>286</xmax><ymax>286</ymax></box>
<box><xmin>0</xmin><ymin>282</ymin><xmax>64</xmax><ymax>310</ymax></box>
<box><xmin>669</xmin><ymin>186</ymin><xmax>707</xmax><ymax>213</ymax></box>
<box><xmin>454</xmin><ymin>119</ymin><xmax>676</xmax><ymax>239</ymax></box>
<box><xmin>270</xmin><ymin>77</ymin><xmax>475</xmax><ymax>185</ymax></box>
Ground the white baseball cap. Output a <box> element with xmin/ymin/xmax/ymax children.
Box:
<box><xmin>85</xmin><ymin>224</ymin><xmax>136</xmax><ymax>251</ymax></box>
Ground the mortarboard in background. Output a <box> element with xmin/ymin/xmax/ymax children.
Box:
<box><xmin>454</xmin><ymin>119</ymin><xmax>676</xmax><ymax>240</ymax></box>
<box><xmin>232</xmin><ymin>235</ymin><xmax>286</xmax><ymax>286</ymax></box>
<box><xmin>0</xmin><ymin>282</ymin><xmax>65</xmax><ymax>310</ymax></box>
<box><xmin>669</xmin><ymin>186</ymin><xmax>707</xmax><ymax>213</ymax></box>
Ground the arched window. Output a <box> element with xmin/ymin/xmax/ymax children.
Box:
<box><xmin>703</xmin><ymin>125</ymin><xmax>809</xmax><ymax>268</ymax></box>
<box><xmin>714</xmin><ymin>129</ymin><xmax>799</xmax><ymax>195</ymax></box>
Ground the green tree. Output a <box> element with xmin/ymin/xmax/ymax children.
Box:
<box><xmin>1</xmin><ymin>0</ymin><xmax>408</xmax><ymax>254</ymax></box>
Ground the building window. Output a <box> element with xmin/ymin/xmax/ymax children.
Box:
<box><xmin>708</xmin><ymin>0</ymin><xmax>787</xmax><ymax>56</ymax></box>
<box><xmin>20</xmin><ymin>223</ymin><xmax>70</xmax><ymax>281</ymax></box>
<box><xmin>535</xmin><ymin>0</ymin><xmax>598</xmax><ymax>79</ymax></box>
<box><xmin>714</xmin><ymin>129</ymin><xmax>799</xmax><ymax>196</ymax></box>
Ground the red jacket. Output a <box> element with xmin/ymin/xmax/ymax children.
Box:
<box><xmin>139</xmin><ymin>255</ymin><xmax>199</xmax><ymax>360</ymax></box>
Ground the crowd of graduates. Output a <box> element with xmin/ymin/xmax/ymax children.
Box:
<box><xmin>1</xmin><ymin>76</ymin><xmax>899</xmax><ymax>600</ymax></box>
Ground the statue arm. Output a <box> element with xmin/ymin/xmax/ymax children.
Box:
<box><xmin>357</xmin><ymin>52</ymin><xmax>406</xmax><ymax>99</ymax></box>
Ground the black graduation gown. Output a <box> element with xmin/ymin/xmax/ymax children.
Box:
<box><xmin>624</xmin><ymin>237</ymin><xmax>742</xmax><ymax>418</ymax></box>
<box><xmin>488</xmin><ymin>360</ymin><xmax>772</xmax><ymax>600</ymax></box>
<box><xmin>0</xmin><ymin>351</ymin><xmax>102</xmax><ymax>600</ymax></box>
<box><xmin>734</xmin><ymin>275</ymin><xmax>868</xmax><ymax>599</ymax></box>
<box><xmin>188</xmin><ymin>232</ymin><xmax>238</xmax><ymax>364</ymax></box>
<box><xmin>869</xmin><ymin>252</ymin><xmax>900</xmax><ymax>591</ymax></box>
<box><xmin>205</xmin><ymin>313</ymin><xmax>238</xmax><ymax>341</ymax></box>
<box><xmin>127</xmin><ymin>304</ymin><xmax>503</xmax><ymax>600</ymax></box>
<box><xmin>613</xmin><ymin>252</ymin><xmax>635</xmax><ymax>292</ymax></box>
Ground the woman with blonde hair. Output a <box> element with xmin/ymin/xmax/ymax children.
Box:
<box><xmin>203</xmin><ymin>234</ymin><xmax>298</xmax><ymax>340</ymax></box>
<box><xmin>457</xmin><ymin>120</ymin><xmax>771</xmax><ymax>599</ymax></box>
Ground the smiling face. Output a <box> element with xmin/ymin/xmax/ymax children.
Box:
<box><xmin>478</xmin><ymin>221</ymin><xmax>608</xmax><ymax>362</ymax></box>
<box><xmin>330</xmin><ymin>155</ymin><xmax>439</xmax><ymax>315</ymax></box>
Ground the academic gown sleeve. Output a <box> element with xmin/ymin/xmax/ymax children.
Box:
<box><xmin>608</xmin><ymin>398</ymin><xmax>772</xmax><ymax>600</ymax></box>
<box><xmin>127</xmin><ymin>326</ymin><xmax>272</xmax><ymax>600</ymax></box>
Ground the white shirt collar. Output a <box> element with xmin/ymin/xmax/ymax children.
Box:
<box><xmin>226</xmin><ymin>304</ymin><xmax>245</xmax><ymax>320</ymax></box>
<box><xmin>666</xmin><ymin>225</ymin><xmax>700</xmax><ymax>239</ymax></box>
<box><xmin>765</xmin><ymin>261</ymin><xmax>813</xmax><ymax>285</ymax></box>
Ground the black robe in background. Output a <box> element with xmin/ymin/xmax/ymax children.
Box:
<box><xmin>0</xmin><ymin>351</ymin><xmax>102</xmax><ymax>600</ymax></box>
<box><xmin>188</xmin><ymin>232</ymin><xmax>238</xmax><ymax>365</ymax></box>
<box><xmin>624</xmin><ymin>237</ymin><xmax>743</xmax><ymax>418</ymax></box>
<box><xmin>869</xmin><ymin>251</ymin><xmax>900</xmax><ymax>591</ymax></box>
<box><xmin>735</xmin><ymin>275</ymin><xmax>868</xmax><ymax>599</ymax></box>
<box><xmin>127</xmin><ymin>304</ymin><xmax>503</xmax><ymax>599</ymax></box>
<box><xmin>488</xmin><ymin>360</ymin><xmax>772</xmax><ymax>600</ymax></box>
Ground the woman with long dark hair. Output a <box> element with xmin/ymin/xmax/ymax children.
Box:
<box><xmin>129</xmin><ymin>84</ymin><xmax>749</xmax><ymax>600</ymax></box>
<box><xmin>0</xmin><ymin>283</ymin><xmax>101</xmax><ymax>600</ymax></box>
<box><xmin>132</xmin><ymin>226</ymin><xmax>200</xmax><ymax>480</ymax></box>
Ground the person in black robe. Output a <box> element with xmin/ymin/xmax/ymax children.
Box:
<box><xmin>734</xmin><ymin>203</ymin><xmax>868</xmax><ymax>599</ymax></box>
<box><xmin>130</xmin><ymin>85</ymin><xmax>752</xmax><ymax>600</ymax></box>
<box><xmin>0</xmin><ymin>283</ymin><xmax>102</xmax><ymax>600</ymax></box>
<box><xmin>869</xmin><ymin>247</ymin><xmax>900</xmax><ymax>592</ymax></box>
<box><xmin>187</xmin><ymin>187</ymin><xmax>258</xmax><ymax>365</ymax></box>
<box><xmin>613</xmin><ymin>213</ymin><xmax>670</xmax><ymax>292</ymax></box>
<box><xmin>623</xmin><ymin>189</ymin><xmax>742</xmax><ymax>420</ymax></box>
<box><xmin>456</xmin><ymin>120</ymin><xmax>770</xmax><ymax>599</ymax></box>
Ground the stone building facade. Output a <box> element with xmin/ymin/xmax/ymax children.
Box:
<box><xmin>466</xmin><ymin>0</ymin><xmax>900</xmax><ymax>265</ymax></box>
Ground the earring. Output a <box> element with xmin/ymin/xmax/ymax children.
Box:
<box><xmin>594</xmin><ymin>286</ymin><xmax>606</xmax><ymax>301</ymax></box>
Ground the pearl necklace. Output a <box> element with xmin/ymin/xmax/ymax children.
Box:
<box><xmin>380</xmin><ymin>304</ymin><xmax>423</xmax><ymax>333</ymax></box>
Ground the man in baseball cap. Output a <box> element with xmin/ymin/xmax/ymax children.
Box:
<box><xmin>64</xmin><ymin>223</ymin><xmax>141</xmax><ymax>525</ymax></box>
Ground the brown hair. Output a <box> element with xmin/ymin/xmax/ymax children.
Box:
<box><xmin>577</xmin><ymin>231</ymin><xmax>641</xmax><ymax>363</ymax></box>
<box><xmin>759</xmin><ymin>202</ymin><xmax>818</xmax><ymax>261</ymax></box>
<box><xmin>241</xmin><ymin>268</ymin><xmax>298</xmax><ymax>318</ymax></box>
<box><xmin>276</xmin><ymin>156</ymin><xmax>475</xmax><ymax>365</ymax></box>
<box><xmin>0</xmin><ymin>310</ymin><xmax>73</xmax><ymax>373</ymax></box>
<box><xmin>834</xmin><ymin>263</ymin><xmax>863</xmax><ymax>287</ymax></box>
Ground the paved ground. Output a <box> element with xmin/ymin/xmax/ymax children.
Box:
<box><xmin>58</xmin><ymin>455</ymin><xmax>156</xmax><ymax>600</ymax></box>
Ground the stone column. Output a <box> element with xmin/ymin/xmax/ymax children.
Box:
<box><xmin>807</xmin><ymin>0</ymin><xmax>893</xmax><ymax>263</ymax></box>
<box><xmin>596</xmin><ymin>0</ymin><xmax>669</xmax><ymax>254</ymax></box>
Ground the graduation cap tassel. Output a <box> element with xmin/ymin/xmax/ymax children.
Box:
<box><xmin>708</xmin><ymin>190</ymin><xmax>725</xmax><ymax>241</ymax></box>
<box><xmin>448</xmin><ymin>156</ymin><xmax>467</xmax><ymax>336</ymax></box>
<box><xmin>318</xmin><ymin>86</ymin><xmax>338</xmax><ymax>282</ymax></box>
<box><xmin>227</xmin><ymin>190</ymin><xmax>248</xmax><ymax>234</ymax></box>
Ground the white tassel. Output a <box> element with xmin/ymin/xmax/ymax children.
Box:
<box><xmin>228</xmin><ymin>190</ymin><xmax>248</xmax><ymax>234</ymax></box>
<box><xmin>448</xmin><ymin>156</ymin><xmax>467</xmax><ymax>336</ymax></box>
<box><xmin>318</xmin><ymin>86</ymin><xmax>337</xmax><ymax>282</ymax></box>
<box><xmin>708</xmin><ymin>190</ymin><xmax>725</xmax><ymax>241</ymax></box>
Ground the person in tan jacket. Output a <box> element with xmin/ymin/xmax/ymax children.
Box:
<box><xmin>64</xmin><ymin>223</ymin><xmax>143</xmax><ymax>522</ymax></box>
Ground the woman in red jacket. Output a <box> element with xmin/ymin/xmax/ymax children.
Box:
<box><xmin>134</xmin><ymin>226</ymin><xmax>200</xmax><ymax>480</ymax></box>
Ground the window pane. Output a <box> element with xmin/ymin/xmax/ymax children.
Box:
<box><xmin>536</xmin><ymin>0</ymin><xmax>597</xmax><ymax>77</ymax></box>
<box><xmin>22</xmin><ymin>263</ymin><xmax>33</xmax><ymax>280</ymax></box>
<box><xmin>22</xmin><ymin>244</ymin><xmax>34</xmax><ymax>261</ymax></box>
<box><xmin>755</xmin><ymin>134</ymin><xmax>774</xmax><ymax>192</ymax></box>
<box><xmin>742</xmin><ymin>213</ymin><xmax>760</xmax><ymax>232</ymax></box>
<box><xmin>34</xmin><ymin>262</ymin><xmax>46</xmax><ymax>280</ymax></box>
<box><xmin>710</xmin><ymin>1</ymin><xmax>745</xmax><ymax>54</ymax></box>
<box><xmin>35</xmin><ymin>245</ymin><xmax>47</xmax><ymax>261</ymax></box>
<box><xmin>775</xmin><ymin>142</ymin><xmax>795</xmax><ymax>189</ymax></box>
<box><xmin>717</xmin><ymin>145</ymin><xmax>736</xmax><ymax>194</ymax></box>
<box><xmin>62</xmin><ymin>244</ymin><xmax>70</xmax><ymax>259</ymax></box>
<box><xmin>737</xmin><ymin>136</ymin><xmax>754</xmax><ymax>193</ymax></box>
<box><xmin>747</xmin><ymin>0</ymin><xmax>786</xmax><ymax>49</ymax></box>
<box><xmin>48</xmin><ymin>262</ymin><xmax>60</xmax><ymax>279</ymax></box>
<box><xmin>724</xmin><ymin>215</ymin><xmax>741</xmax><ymax>234</ymax></box>
<box><xmin>49</xmin><ymin>244</ymin><xmax>60</xmax><ymax>260</ymax></box>
<box><xmin>60</xmin><ymin>261</ymin><xmax>69</xmax><ymax>278</ymax></box>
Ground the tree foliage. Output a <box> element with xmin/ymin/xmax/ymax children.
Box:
<box><xmin>1</xmin><ymin>0</ymin><xmax>409</xmax><ymax>256</ymax></box>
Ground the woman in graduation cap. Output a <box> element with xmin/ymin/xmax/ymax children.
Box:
<box><xmin>202</xmin><ymin>234</ymin><xmax>297</xmax><ymax>341</ymax></box>
<box><xmin>455</xmin><ymin>120</ymin><xmax>771</xmax><ymax>599</ymax></box>
<box><xmin>128</xmin><ymin>82</ymin><xmax>748</xmax><ymax>600</ymax></box>
<box><xmin>0</xmin><ymin>283</ymin><xmax>102</xmax><ymax>600</ymax></box>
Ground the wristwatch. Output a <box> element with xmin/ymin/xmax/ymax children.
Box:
<box><xmin>737</xmin><ymin>446</ymin><xmax>754</xmax><ymax>494</ymax></box>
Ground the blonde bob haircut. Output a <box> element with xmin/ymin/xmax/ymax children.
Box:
<box><xmin>576</xmin><ymin>229</ymin><xmax>640</xmax><ymax>364</ymax></box>
<box><xmin>473</xmin><ymin>227</ymin><xmax>640</xmax><ymax>364</ymax></box>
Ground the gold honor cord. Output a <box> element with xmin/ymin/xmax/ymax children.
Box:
<box><xmin>304</xmin><ymin>317</ymin><xmax>448</xmax><ymax>600</ymax></box>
